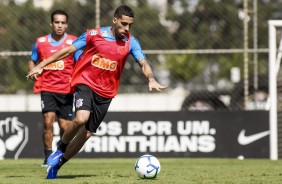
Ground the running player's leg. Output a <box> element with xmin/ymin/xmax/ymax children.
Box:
<box><xmin>47</xmin><ymin>117</ymin><xmax>83</xmax><ymax>167</ymax></box>
<box><xmin>47</xmin><ymin>85</ymin><xmax>91</xmax><ymax>167</ymax></box>
<box><xmin>46</xmin><ymin>111</ymin><xmax>91</xmax><ymax>178</ymax></box>
<box><xmin>53</xmin><ymin>126</ymin><xmax>92</xmax><ymax>170</ymax></box>
<box><xmin>61</xmin><ymin>110</ymin><xmax>90</xmax><ymax>145</ymax></box>
<box><xmin>47</xmin><ymin>84</ymin><xmax>111</xmax><ymax>178</ymax></box>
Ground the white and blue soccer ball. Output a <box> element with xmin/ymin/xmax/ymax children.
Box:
<box><xmin>134</xmin><ymin>154</ymin><xmax>161</xmax><ymax>179</ymax></box>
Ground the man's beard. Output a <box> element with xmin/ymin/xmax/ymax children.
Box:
<box><xmin>115</xmin><ymin>29</ymin><xmax>124</xmax><ymax>40</ymax></box>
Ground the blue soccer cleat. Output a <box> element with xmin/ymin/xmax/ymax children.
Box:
<box><xmin>46</xmin><ymin>166</ymin><xmax>59</xmax><ymax>179</ymax></box>
<box><xmin>47</xmin><ymin>150</ymin><xmax>63</xmax><ymax>167</ymax></box>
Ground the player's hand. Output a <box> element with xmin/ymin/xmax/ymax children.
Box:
<box><xmin>27</xmin><ymin>73</ymin><xmax>39</xmax><ymax>81</ymax></box>
<box><xmin>148</xmin><ymin>79</ymin><xmax>167</xmax><ymax>92</ymax></box>
<box><xmin>26</xmin><ymin>66</ymin><xmax>43</xmax><ymax>80</ymax></box>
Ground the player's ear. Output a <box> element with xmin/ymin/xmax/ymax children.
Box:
<box><xmin>113</xmin><ymin>17</ymin><xmax>117</xmax><ymax>24</ymax></box>
<box><xmin>49</xmin><ymin>22</ymin><xmax>53</xmax><ymax>27</ymax></box>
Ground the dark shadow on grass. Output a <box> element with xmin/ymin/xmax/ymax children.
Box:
<box><xmin>116</xmin><ymin>174</ymin><xmax>128</xmax><ymax>178</ymax></box>
<box><xmin>135</xmin><ymin>178</ymin><xmax>159</xmax><ymax>181</ymax></box>
<box><xmin>6</xmin><ymin>176</ymin><xmax>25</xmax><ymax>178</ymax></box>
<box><xmin>56</xmin><ymin>174</ymin><xmax>96</xmax><ymax>179</ymax></box>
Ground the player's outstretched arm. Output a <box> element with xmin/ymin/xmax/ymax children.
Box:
<box><xmin>138</xmin><ymin>58</ymin><xmax>167</xmax><ymax>92</ymax></box>
<box><xmin>26</xmin><ymin>45</ymin><xmax>77</xmax><ymax>80</ymax></box>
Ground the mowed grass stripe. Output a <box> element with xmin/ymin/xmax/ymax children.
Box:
<box><xmin>0</xmin><ymin>158</ymin><xmax>282</xmax><ymax>184</ymax></box>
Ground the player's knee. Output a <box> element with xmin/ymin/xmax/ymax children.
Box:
<box><xmin>44</xmin><ymin>121</ymin><xmax>54</xmax><ymax>130</ymax></box>
<box><xmin>73</xmin><ymin>117</ymin><xmax>87</xmax><ymax>127</ymax></box>
<box><xmin>73</xmin><ymin>111</ymin><xmax>90</xmax><ymax>127</ymax></box>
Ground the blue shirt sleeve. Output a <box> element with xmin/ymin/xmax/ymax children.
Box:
<box><xmin>130</xmin><ymin>36</ymin><xmax>146</xmax><ymax>62</ymax></box>
<box><xmin>72</xmin><ymin>31</ymin><xmax>145</xmax><ymax>62</ymax></box>
<box><xmin>30</xmin><ymin>43</ymin><xmax>38</xmax><ymax>63</ymax></box>
<box><xmin>72</xmin><ymin>33</ymin><xmax>87</xmax><ymax>50</ymax></box>
<box><xmin>73</xmin><ymin>49</ymin><xmax>83</xmax><ymax>61</ymax></box>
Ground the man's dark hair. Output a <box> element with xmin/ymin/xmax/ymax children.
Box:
<box><xmin>51</xmin><ymin>9</ymin><xmax>69</xmax><ymax>23</ymax></box>
<box><xmin>114</xmin><ymin>5</ymin><xmax>134</xmax><ymax>18</ymax></box>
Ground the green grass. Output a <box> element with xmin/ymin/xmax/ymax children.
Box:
<box><xmin>0</xmin><ymin>158</ymin><xmax>282</xmax><ymax>184</ymax></box>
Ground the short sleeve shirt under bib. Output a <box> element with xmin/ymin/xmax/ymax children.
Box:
<box><xmin>71</xmin><ymin>27</ymin><xmax>146</xmax><ymax>98</ymax></box>
<box><xmin>30</xmin><ymin>33</ymin><xmax>78</xmax><ymax>94</ymax></box>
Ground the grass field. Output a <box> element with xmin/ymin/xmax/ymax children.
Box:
<box><xmin>0</xmin><ymin>158</ymin><xmax>282</xmax><ymax>184</ymax></box>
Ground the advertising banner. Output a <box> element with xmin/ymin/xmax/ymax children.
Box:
<box><xmin>0</xmin><ymin>111</ymin><xmax>269</xmax><ymax>159</ymax></box>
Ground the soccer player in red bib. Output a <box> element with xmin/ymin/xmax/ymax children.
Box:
<box><xmin>27</xmin><ymin>5</ymin><xmax>167</xmax><ymax>179</ymax></box>
<box><xmin>28</xmin><ymin>10</ymin><xmax>81</xmax><ymax>167</ymax></box>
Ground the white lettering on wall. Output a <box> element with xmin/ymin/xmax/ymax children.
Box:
<box><xmin>53</xmin><ymin>120</ymin><xmax>217</xmax><ymax>153</ymax></box>
<box><xmin>128</xmin><ymin>121</ymin><xmax>172</xmax><ymax>135</ymax></box>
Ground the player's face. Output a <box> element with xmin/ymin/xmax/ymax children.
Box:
<box><xmin>50</xmin><ymin>14</ymin><xmax>68</xmax><ymax>38</ymax></box>
<box><xmin>112</xmin><ymin>15</ymin><xmax>134</xmax><ymax>39</ymax></box>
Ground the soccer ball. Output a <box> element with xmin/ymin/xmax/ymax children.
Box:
<box><xmin>134</xmin><ymin>154</ymin><xmax>161</xmax><ymax>179</ymax></box>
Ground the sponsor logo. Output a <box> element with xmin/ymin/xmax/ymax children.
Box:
<box><xmin>43</xmin><ymin>60</ymin><xmax>64</xmax><ymax>70</ymax></box>
<box><xmin>50</xmin><ymin>50</ymin><xmax>57</xmax><ymax>53</ymax></box>
<box><xmin>238</xmin><ymin>129</ymin><xmax>269</xmax><ymax>145</ymax></box>
<box><xmin>0</xmin><ymin>117</ymin><xmax>29</xmax><ymax>159</ymax></box>
<box><xmin>91</xmin><ymin>55</ymin><xmax>117</xmax><ymax>71</ymax></box>
<box><xmin>66</xmin><ymin>39</ymin><xmax>73</xmax><ymax>45</ymax></box>
<box><xmin>89</xmin><ymin>30</ymin><xmax>98</xmax><ymax>36</ymax></box>
<box><xmin>101</xmin><ymin>31</ymin><xmax>109</xmax><ymax>37</ymax></box>
<box><xmin>38</xmin><ymin>37</ymin><xmax>46</xmax><ymax>42</ymax></box>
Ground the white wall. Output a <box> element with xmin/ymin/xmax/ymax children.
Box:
<box><xmin>0</xmin><ymin>88</ymin><xmax>186</xmax><ymax>112</ymax></box>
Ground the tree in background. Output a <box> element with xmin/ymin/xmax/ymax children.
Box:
<box><xmin>0</xmin><ymin>0</ymin><xmax>50</xmax><ymax>93</ymax></box>
<box><xmin>0</xmin><ymin>0</ymin><xmax>281</xmax><ymax>93</ymax></box>
<box><xmin>165</xmin><ymin>0</ymin><xmax>274</xmax><ymax>90</ymax></box>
